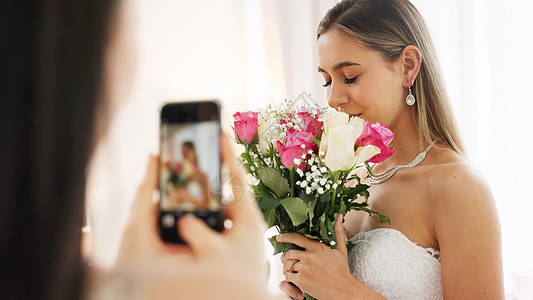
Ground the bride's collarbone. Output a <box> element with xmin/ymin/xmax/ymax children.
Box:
<box><xmin>347</xmin><ymin>171</ymin><xmax>437</xmax><ymax>249</ymax></box>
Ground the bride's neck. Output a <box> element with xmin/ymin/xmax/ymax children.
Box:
<box><xmin>375</xmin><ymin>118</ymin><xmax>428</xmax><ymax>171</ymax></box>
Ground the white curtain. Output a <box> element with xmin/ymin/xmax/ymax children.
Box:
<box><xmin>89</xmin><ymin>0</ymin><xmax>533</xmax><ymax>296</ymax></box>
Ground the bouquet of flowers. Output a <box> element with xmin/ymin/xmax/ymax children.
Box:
<box><xmin>232</xmin><ymin>93</ymin><xmax>394</xmax><ymax>256</ymax></box>
<box><xmin>165</xmin><ymin>160</ymin><xmax>196</xmax><ymax>187</ymax></box>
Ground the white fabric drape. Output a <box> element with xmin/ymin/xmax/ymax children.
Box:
<box><xmin>89</xmin><ymin>0</ymin><xmax>532</xmax><ymax>296</ymax></box>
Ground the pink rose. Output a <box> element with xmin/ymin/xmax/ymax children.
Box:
<box><xmin>356</xmin><ymin>121</ymin><xmax>395</xmax><ymax>163</ymax></box>
<box><xmin>277</xmin><ymin>129</ymin><xmax>317</xmax><ymax>171</ymax></box>
<box><xmin>297</xmin><ymin>111</ymin><xmax>323</xmax><ymax>138</ymax></box>
<box><xmin>174</xmin><ymin>163</ymin><xmax>182</xmax><ymax>174</ymax></box>
<box><xmin>233</xmin><ymin>111</ymin><xmax>259</xmax><ymax>144</ymax></box>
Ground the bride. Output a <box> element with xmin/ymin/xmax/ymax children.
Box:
<box><xmin>277</xmin><ymin>0</ymin><xmax>504</xmax><ymax>299</ymax></box>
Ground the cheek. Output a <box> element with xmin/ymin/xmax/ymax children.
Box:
<box><xmin>352</xmin><ymin>73</ymin><xmax>401</xmax><ymax>124</ymax></box>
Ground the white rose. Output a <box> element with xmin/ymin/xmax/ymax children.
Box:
<box><xmin>322</xmin><ymin>110</ymin><xmax>349</xmax><ymax>133</ymax></box>
<box><xmin>319</xmin><ymin>111</ymin><xmax>379</xmax><ymax>171</ymax></box>
<box><xmin>257</xmin><ymin>111</ymin><xmax>281</xmax><ymax>155</ymax></box>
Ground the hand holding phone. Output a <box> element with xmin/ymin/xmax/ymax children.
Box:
<box><xmin>102</xmin><ymin>139</ymin><xmax>272</xmax><ymax>299</ymax></box>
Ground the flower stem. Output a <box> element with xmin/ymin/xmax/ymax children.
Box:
<box><xmin>330</xmin><ymin>172</ymin><xmax>341</xmax><ymax>214</ymax></box>
<box><xmin>290</xmin><ymin>167</ymin><xmax>295</xmax><ymax>197</ymax></box>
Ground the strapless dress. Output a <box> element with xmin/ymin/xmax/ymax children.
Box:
<box><xmin>348</xmin><ymin>228</ymin><xmax>443</xmax><ymax>299</ymax></box>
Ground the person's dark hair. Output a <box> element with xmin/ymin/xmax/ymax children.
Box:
<box><xmin>182</xmin><ymin>141</ymin><xmax>198</xmax><ymax>164</ymax></box>
<box><xmin>318</xmin><ymin>0</ymin><xmax>465</xmax><ymax>156</ymax></box>
<box><xmin>0</xmin><ymin>1</ymin><xmax>118</xmax><ymax>299</ymax></box>
<box><xmin>183</xmin><ymin>141</ymin><xmax>195</xmax><ymax>151</ymax></box>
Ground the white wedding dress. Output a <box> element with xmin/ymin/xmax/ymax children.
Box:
<box><xmin>348</xmin><ymin>228</ymin><xmax>443</xmax><ymax>299</ymax></box>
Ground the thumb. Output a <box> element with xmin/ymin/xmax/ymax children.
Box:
<box><xmin>178</xmin><ymin>215</ymin><xmax>223</xmax><ymax>255</ymax></box>
<box><xmin>334</xmin><ymin>213</ymin><xmax>348</xmax><ymax>256</ymax></box>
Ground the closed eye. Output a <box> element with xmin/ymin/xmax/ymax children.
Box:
<box><xmin>322</xmin><ymin>80</ymin><xmax>332</xmax><ymax>87</ymax></box>
<box><xmin>344</xmin><ymin>76</ymin><xmax>358</xmax><ymax>84</ymax></box>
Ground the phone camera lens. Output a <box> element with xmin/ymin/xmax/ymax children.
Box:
<box><xmin>161</xmin><ymin>214</ymin><xmax>175</xmax><ymax>228</ymax></box>
<box><xmin>207</xmin><ymin>216</ymin><xmax>217</xmax><ymax>227</ymax></box>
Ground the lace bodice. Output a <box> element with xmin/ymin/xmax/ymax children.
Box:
<box><xmin>348</xmin><ymin>228</ymin><xmax>443</xmax><ymax>299</ymax></box>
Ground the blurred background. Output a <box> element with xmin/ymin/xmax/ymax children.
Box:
<box><xmin>87</xmin><ymin>0</ymin><xmax>533</xmax><ymax>297</ymax></box>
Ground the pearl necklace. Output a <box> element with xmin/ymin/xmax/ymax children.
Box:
<box><xmin>368</xmin><ymin>142</ymin><xmax>435</xmax><ymax>184</ymax></box>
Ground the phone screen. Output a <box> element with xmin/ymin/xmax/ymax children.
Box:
<box><xmin>159</xmin><ymin>101</ymin><xmax>223</xmax><ymax>243</ymax></box>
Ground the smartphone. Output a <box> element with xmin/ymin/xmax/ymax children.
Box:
<box><xmin>158</xmin><ymin>101</ymin><xmax>224</xmax><ymax>244</ymax></box>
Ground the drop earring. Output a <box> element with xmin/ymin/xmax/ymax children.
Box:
<box><xmin>406</xmin><ymin>81</ymin><xmax>416</xmax><ymax>106</ymax></box>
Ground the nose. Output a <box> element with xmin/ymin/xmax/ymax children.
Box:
<box><xmin>327</xmin><ymin>83</ymin><xmax>349</xmax><ymax>111</ymax></box>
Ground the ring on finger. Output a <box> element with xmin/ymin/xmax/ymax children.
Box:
<box><xmin>289</xmin><ymin>259</ymin><xmax>300</xmax><ymax>273</ymax></box>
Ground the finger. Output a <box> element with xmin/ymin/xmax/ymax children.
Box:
<box><xmin>130</xmin><ymin>154</ymin><xmax>158</xmax><ymax>225</ymax></box>
<box><xmin>279</xmin><ymin>280</ymin><xmax>304</xmax><ymax>300</ymax></box>
<box><xmin>178</xmin><ymin>214</ymin><xmax>223</xmax><ymax>255</ymax></box>
<box><xmin>220</xmin><ymin>134</ymin><xmax>264</xmax><ymax>229</ymax></box>
<box><xmin>283</xmin><ymin>272</ymin><xmax>302</xmax><ymax>293</ymax></box>
<box><xmin>276</xmin><ymin>233</ymin><xmax>316</xmax><ymax>250</ymax></box>
<box><xmin>281</xmin><ymin>250</ymin><xmax>304</xmax><ymax>264</ymax></box>
<box><xmin>283</xmin><ymin>258</ymin><xmax>302</xmax><ymax>274</ymax></box>
<box><xmin>334</xmin><ymin>213</ymin><xmax>348</xmax><ymax>256</ymax></box>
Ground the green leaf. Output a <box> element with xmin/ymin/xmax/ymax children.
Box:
<box><xmin>268</xmin><ymin>236</ymin><xmax>304</xmax><ymax>255</ymax></box>
<box><xmin>299</xmin><ymin>189</ymin><xmax>315</xmax><ymax>203</ymax></box>
<box><xmin>280</xmin><ymin>197</ymin><xmax>309</xmax><ymax>226</ymax></box>
<box><xmin>319</xmin><ymin>215</ymin><xmax>328</xmax><ymax>240</ymax></box>
<box><xmin>319</xmin><ymin>192</ymin><xmax>331</xmax><ymax>203</ymax></box>
<box><xmin>297</xmin><ymin>227</ymin><xmax>308</xmax><ymax>234</ymax></box>
<box><xmin>347</xmin><ymin>173</ymin><xmax>362</xmax><ymax>183</ymax></box>
<box><xmin>303</xmin><ymin>233</ymin><xmax>321</xmax><ymax>241</ymax></box>
<box><xmin>262</xmin><ymin>208</ymin><xmax>277</xmax><ymax>228</ymax></box>
<box><xmin>378</xmin><ymin>214</ymin><xmax>390</xmax><ymax>224</ymax></box>
<box><xmin>350</xmin><ymin>201</ymin><xmax>369</xmax><ymax>209</ymax></box>
<box><xmin>256</xmin><ymin>167</ymin><xmax>291</xmax><ymax>198</ymax></box>
<box><xmin>352</xmin><ymin>206</ymin><xmax>391</xmax><ymax>225</ymax></box>
<box><xmin>339</xmin><ymin>200</ymin><xmax>347</xmax><ymax>216</ymax></box>
<box><xmin>257</xmin><ymin>194</ymin><xmax>280</xmax><ymax>210</ymax></box>
<box><xmin>304</xmin><ymin>293</ymin><xmax>317</xmax><ymax>300</ymax></box>
<box><xmin>325</xmin><ymin>214</ymin><xmax>335</xmax><ymax>238</ymax></box>
<box><xmin>341</xmin><ymin>184</ymin><xmax>370</xmax><ymax>201</ymax></box>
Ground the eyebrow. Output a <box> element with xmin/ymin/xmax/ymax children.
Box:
<box><xmin>318</xmin><ymin>61</ymin><xmax>361</xmax><ymax>73</ymax></box>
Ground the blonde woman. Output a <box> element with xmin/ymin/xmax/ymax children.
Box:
<box><xmin>278</xmin><ymin>0</ymin><xmax>504</xmax><ymax>299</ymax></box>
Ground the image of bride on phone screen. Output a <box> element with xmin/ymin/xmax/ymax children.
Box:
<box><xmin>161</xmin><ymin>137</ymin><xmax>213</xmax><ymax>210</ymax></box>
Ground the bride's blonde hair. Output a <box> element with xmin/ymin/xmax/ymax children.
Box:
<box><xmin>318</xmin><ymin>0</ymin><xmax>466</xmax><ymax>156</ymax></box>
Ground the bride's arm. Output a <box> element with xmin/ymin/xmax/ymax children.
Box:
<box><xmin>277</xmin><ymin>214</ymin><xmax>386</xmax><ymax>300</ymax></box>
<box><xmin>430</xmin><ymin>164</ymin><xmax>504</xmax><ymax>299</ymax></box>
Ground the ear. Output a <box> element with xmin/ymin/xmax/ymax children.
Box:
<box><xmin>399</xmin><ymin>45</ymin><xmax>422</xmax><ymax>88</ymax></box>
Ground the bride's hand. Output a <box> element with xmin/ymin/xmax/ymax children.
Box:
<box><xmin>277</xmin><ymin>214</ymin><xmax>354</xmax><ymax>300</ymax></box>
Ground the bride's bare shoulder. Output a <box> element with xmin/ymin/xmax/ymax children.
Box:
<box><xmin>424</xmin><ymin>146</ymin><xmax>497</xmax><ymax>227</ymax></box>
<box><xmin>426</xmin><ymin>146</ymin><xmax>484</xmax><ymax>189</ymax></box>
